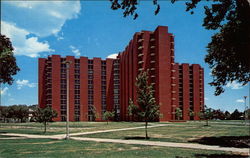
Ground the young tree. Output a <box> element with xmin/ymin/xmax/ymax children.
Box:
<box><xmin>224</xmin><ymin>111</ymin><xmax>231</xmax><ymax>120</ymax></box>
<box><xmin>199</xmin><ymin>107</ymin><xmax>213</xmax><ymax>126</ymax></box>
<box><xmin>89</xmin><ymin>105</ymin><xmax>98</xmax><ymax>121</ymax></box>
<box><xmin>175</xmin><ymin>108</ymin><xmax>183</xmax><ymax>120</ymax></box>
<box><xmin>33</xmin><ymin>106</ymin><xmax>58</xmax><ymax>133</ymax></box>
<box><xmin>189</xmin><ymin>108</ymin><xmax>195</xmax><ymax>119</ymax></box>
<box><xmin>128</xmin><ymin>98</ymin><xmax>139</xmax><ymax>121</ymax></box>
<box><xmin>129</xmin><ymin>70</ymin><xmax>160</xmax><ymax>139</ymax></box>
<box><xmin>103</xmin><ymin>111</ymin><xmax>115</xmax><ymax>125</ymax></box>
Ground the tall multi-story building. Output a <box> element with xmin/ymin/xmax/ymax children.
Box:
<box><xmin>38</xmin><ymin>26</ymin><xmax>204</xmax><ymax>122</ymax></box>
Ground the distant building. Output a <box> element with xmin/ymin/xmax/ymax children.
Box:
<box><xmin>38</xmin><ymin>26</ymin><xmax>204</xmax><ymax>122</ymax></box>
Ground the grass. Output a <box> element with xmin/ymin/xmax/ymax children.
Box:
<box><xmin>0</xmin><ymin>138</ymin><xmax>246</xmax><ymax>158</ymax></box>
<box><xmin>76</xmin><ymin>121</ymin><xmax>249</xmax><ymax>144</ymax></box>
<box><xmin>0</xmin><ymin>122</ymin><xmax>147</xmax><ymax>135</ymax></box>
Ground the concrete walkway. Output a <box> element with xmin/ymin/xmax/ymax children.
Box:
<box><xmin>1</xmin><ymin>123</ymin><xmax>249</xmax><ymax>156</ymax></box>
<box><xmin>54</xmin><ymin>123</ymin><xmax>167</xmax><ymax>137</ymax></box>
<box><xmin>70</xmin><ymin>137</ymin><xmax>249</xmax><ymax>155</ymax></box>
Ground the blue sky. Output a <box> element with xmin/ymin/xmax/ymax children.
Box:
<box><xmin>1</xmin><ymin>1</ymin><xmax>249</xmax><ymax>112</ymax></box>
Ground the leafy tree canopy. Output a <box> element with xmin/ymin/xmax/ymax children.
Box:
<box><xmin>33</xmin><ymin>106</ymin><xmax>58</xmax><ymax>133</ymax></box>
<box><xmin>110</xmin><ymin>0</ymin><xmax>250</xmax><ymax>95</ymax></box>
<box><xmin>0</xmin><ymin>34</ymin><xmax>20</xmax><ymax>85</ymax></box>
<box><xmin>129</xmin><ymin>70</ymin><xmax>160</xmax><ymax>139</ymax></box>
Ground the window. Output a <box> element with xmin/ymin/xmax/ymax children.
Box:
<box><xmin>61</xmin><ymin>64</ymin><xmax>66</xmax><ymax>68</ymax></box>
<box><xmin>61</xmin><ymin>84</ymin><xmax>67</xmax><ymax>89</ymax></box>
<box><xmin>61</xmin><ymin>116</ymin><xmax>66</xmax><ymax>121</ymax></box>
<box><xmin>75</xmin><ymin>90</ymin><xmax>80</xmax><ymax>94</ymax></box>
<box><xmin>101</xmin><ymin>61</ymin><xmax>106</xmax><ymax>65</ymax></box>
<box><xmin>75</xmin><ymin>80</ymin><xmax>80</xmax><ymax>84</ymax></box>
<box><xmin>75</xmin><ymin>75</ymin><xmax>80</xmax><ymax>79</ymax></box>
<box><xmin>61</xmin><ymin>69</ymin><xmax>66</xmax><ymax>73</ymax></box>
<box><xmin>75</xmin><ymin>64</ymin><xmax>80</xmax><ymax>68</ymax></box>
<box><xmin>88</xmin><ymin>75</ymin><xmax>93</xmax><ymax>79</ymax></box>
<box><xmin>88</xmin><ymin>85</ymin><xmax>93</xmax><ymax>89</ymax></box>
<box><xmin>61</xmin><ymin>95</ymin><xmax>67</xmax><ymax>99</ymax></box>
<box><xmin>75</xmin><ymin>100</ymin><xmax>80</xmax><ymax>104</ymax></box>
<box><xmin>101</xmin><ymin>71</ymin><xmax>106</xmax><ymax>75</ymax></box>
<box><xmin>75</xmin><ymin>70</ymin><xmax>80</xmax><ymax>74</ymax></box>
<box><xmin>61</xmin><ymin>74</ymin><xmax>66</xmax><ymax>78</ymax></box>
<box><xmin>61</xmin><ymin>100</ymin><xmax>67</xmax><ymax>104</ymax></box>
<box><xmin>88</xmin><ymin>80</ymin><xmax>93</xmax><ymax>84</ymax></box>
<box><xmin>61</xmin><ymin>110</ymin><xmax>66</xmax><ymax>115</ymax></box>
<box><xmin>61</xmin><ymin>90</ymin><xmax>67</xmax><ymax>94</ymax></box>
<box><xmin>88</xmin><ymin>60</ymin><xmax>93</xmax><ymax>64</ymax></box>
<box><xmin>61</xmin><ymin>79</ymin><xmax>66</xmax><ymax>83</ymax></box>
<box><xmin>75</xmin><ymin>95</ymin><xmax>80</xmax><ymax>99</ymax></box>
<box><xmin>88</xmin><ymin>65</ymin><xmax>93</xmax><ymax>69</ymax></box>
<box><xmin>75</xmin><ymin>85</ymin><xmax>80</xmax><ymax>89</ymax></box>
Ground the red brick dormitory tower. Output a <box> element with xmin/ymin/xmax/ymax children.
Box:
<box><xmin>39</xmin><ymin>26</ymin><xmax>204</xmax><ymax>122</ymax></box>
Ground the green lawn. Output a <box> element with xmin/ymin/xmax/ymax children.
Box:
<box><xmin>0</xmin><ymin>122</ymin><xmax>147</xmax><ymax>135</ymax></box>
<box><xmin>0</xmin><ymin>138</ymin><xmax>246</xmax><ymax>158</ymax></box>
<box><xmin>75</xmin><ymin>121</ymin><xmax>249</xmax><ymax>143</ymax></box>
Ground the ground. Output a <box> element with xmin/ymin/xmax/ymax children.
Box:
<box><xmin>0</xmin><ymin>120</ymin><xmax>249</xmax><ymax>157</ymax></box>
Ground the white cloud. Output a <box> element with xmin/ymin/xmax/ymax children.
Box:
<box><xmin>226</xmin><ymin>81</ymin><xmax>243</xmax><ymax>90</ymax></box>
<box><xmin>236</xmin><ymin>99</ymin><xmax>244</xmax><ymax>103</ymax></box>
<box><xmin>205</xmin><ymin>97</ymin><xmax>209</xmax><ymax>101</ymax></box>
<box><xmin>5</xmin><ymin>1</ymin><xmax>81</xmax><ymax>37</ymax></box>
<box><xmin>70</xmin><ymin>45</ymin><xmax>81</xmax><ymax>57</ymax></box>
<box><xmin>1</xmin><ymin>21</ymin><xmax>53</xmax><ymax>57</ymax></box>
<box><xmin>107</xmin><ymin>53</ymin><xmax>118</xmax><ymax>59</ymax></box>
<box><xmin>16</xmin><ymin>79</ymin><xmax>37</xmax><ymax>90</ymax></box>
<box><xmin>0</xmin><ymin>87</ymin><xmax>9</xmax><ymax>95</ymax></box>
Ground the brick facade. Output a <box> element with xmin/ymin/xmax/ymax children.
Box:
<box><xmin>38</xmin><ymin>26</ymin><xmax>204</xmax><ymax>121</ymax></box>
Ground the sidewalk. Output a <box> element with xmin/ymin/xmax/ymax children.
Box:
<box><xmin>70</xmin><ymin>137</ymin><xmax>249</xmax><ymax>155</ymax></box>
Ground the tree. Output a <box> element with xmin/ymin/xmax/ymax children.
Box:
<box><xmin>33</xmin><ymin>106</ymin><xmax>58</xmax><ymax>133</ymax></box>
<box><xmin>224</xmin><ymin>111</ymin><xmax>231</xmax><ymax>120</ymax></box>
<box><xmin>88</xmin><ymin>105</ymin><xmax>98</xmax><ymax>121</ymax></box>
<box><xmin>230</xmin><ymin>109</ymin><xmax>243</xmax><ymax>120</ymax></box>
<box><xmin>129</xmin><ymin>70</ymin><xmax>160</xmax><ymax>139</ymax></box>
<box><xmin>199</xmin><ymin>107</ymin><xmax>213</xmax><ymax>126</ymax></box>
<box><xmin>128</xmin><ymin>98</ymin><xmax>139</xmax><ymax>121</ymax></box>
<box><xmin>175</xmin><ymin>107</ymin><xmax>183</xmax><ymax>120</ymax></box>
<box><xmin>0</xmin><ymin>34</ymin><xmax>20</xmax><ymax>85</ymax></box>
<box><xmin>110</xmin><ymin>0</ymin><xmax>250</xmax><ymax>95</ymax></box>
<box><xmin>189</xmin><ymin>108</ymin><xmax>195</xmax><ymax>119</ymax></box>
<box><xmin>103</xmin><ymin>111</ymin><xmax>115</xmax><ymax>125</ymax></box>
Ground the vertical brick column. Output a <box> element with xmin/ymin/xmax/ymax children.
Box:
<box><xmin>80</xmin><ymin>57</ymin><xmax>88</xmax><ymax>121</ymax></box>
<box><xmin>182</xmin><ymin>64</ymin><xmax>190</xmax><ymax>120</ymax></box>
<box><xmin>155</xmin><ymin>26</ymin><xmax>172</xmax><ymax>121</ymax></box>
<box><xmin>93</xmin><ymin>58</ymin><xmax>102</xmax><ymax>121</ymax></box>
<box><xmin>38</xmin><ymin>58</ymin><xmax>46</xmax><ymax>108</ymax></box>
<box><xmin>106</xmin><ymin>59</ymin><xmax>114</xmax><ymax>111</ymax></box>
<box><xmin>192</xmin><ymin>64</ymin><xmax>200</xmax><ymax>120</ymax></box>
<box><xmin>51</xmin><ymin>55</ymin><xmax>61</xmax><ymax>121</ymax></box>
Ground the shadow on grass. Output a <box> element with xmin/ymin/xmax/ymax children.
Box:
<box><xmin>189</xmin><ymin>136</ymin><xmax>250</xmax><ymax>148</ymax></box>
<box><xmin>193</xmin><ymin>154</ymin><xmax>249</xmax><ymax>158</ymax></box>
<box><xmin>124</xmin><ymin>136</ymin><xmax>150</xmax><ymax>140</ymax></box>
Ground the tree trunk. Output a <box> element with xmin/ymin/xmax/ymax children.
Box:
<box><xmin>145</xmin><ymin>121</ymin><xmax>148</xmax><ymax>139</ymax></box>
<box><xmin>44</xmin><ymin>122</ymin><xmax>47</xmax><ymax>133</ymax></box>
